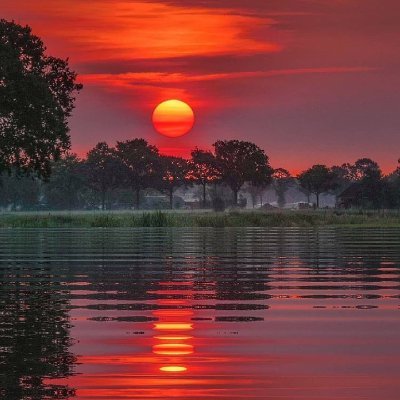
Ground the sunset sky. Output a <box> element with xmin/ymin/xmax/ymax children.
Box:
<box><xmin>3</xmin><ymin>0</ymin><xmax>400</xmax><ymax>172</ymax></box>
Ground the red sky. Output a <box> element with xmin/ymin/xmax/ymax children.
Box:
<box><xmin>3</xmin><ymin>0</ymin><xmax>400</xmax><ymax>172</ymax></box>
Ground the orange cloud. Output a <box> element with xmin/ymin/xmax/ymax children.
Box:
<box><xmin>80</xmin><ymin>66</ymin><xmax>376</xmax><ymax>88</ymax></box>
<box><xmin>4</xmin><ymin>0</ymin><xmax>281</xmax><ymax>62</ymax></box>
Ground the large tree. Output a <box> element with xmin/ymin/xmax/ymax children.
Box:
<box><xmin>189</xmin><ymin>148</ymin><xmax>221</xmax><ymax>208</ymax></box>
<box><xmin>115</xmin><ymin>139</ymin><xmax>160</xmax><ymax>209</ymax></box>
<box><xmin>158</xmin><ymin>156</ymin><xmax>190</xmax><ymax>209</ymax></box>
<box><xmin>297</xmin><ymin>165</ymin><xmax>336</xmax><ymax>208</ymax></box>
<box><xmin>84</xmin><ymin>142</ymin><xmax>123</xmax><ymax>210</ymax></box>
<box><xmin>213</xmin><ymin>140</ymin><xmax>273</xmax><ymax>205</ymax></box>
<box><xmin>0</xmin><ymin>20</ymin><xmax>82</xmax><ymax>178</ymax></box>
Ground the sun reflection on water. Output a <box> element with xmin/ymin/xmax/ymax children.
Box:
<box><xmin>150</xmin><ymin>281</ymin><xmax>195</xmax><ymax>373</ymax></box>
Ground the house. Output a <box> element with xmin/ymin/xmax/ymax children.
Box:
<box><xmin>336</xmin><ymin>184</ymin><xmax>363</xmax><ymax>208</ymax></box>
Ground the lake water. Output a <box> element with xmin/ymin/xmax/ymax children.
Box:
<box><xmin>1</xmin><ymin>227</ymin><xmax>399</xmax><ymax>399</ymax></box>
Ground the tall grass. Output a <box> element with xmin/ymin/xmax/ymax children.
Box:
<box><xmin>0</xmin><ymin>210</ymin><xmax>400</xmax><ymax>228</ymax></box>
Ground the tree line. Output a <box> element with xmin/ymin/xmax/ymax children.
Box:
<box><xmin>1</xmin><ymin>138</ymin><xmax>399</xmax><ymax>211</ymax></box>
<box><xmin>1</xmin><ymin>20</ymin><xmax>400</xmax><ymax>211</ymax></box>
<box><xmin>0</xmin><ymin>139</ymin><xmax>271</xmax><ymax>210</ymax></box>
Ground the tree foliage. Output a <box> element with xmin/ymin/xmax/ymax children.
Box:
<box><xmin>43</xmin><ymin>154</ymin><xmax>86</xmax><ymax>210</ymax></box>
<box><xmin>350</xmin><ymin>158</ymin><xmax>383</xmax><ymax>208</ymax></box>
<box><xmin>0</xmin><ymin>19</ymin><xmax>82</xmax><ymax>178</ymax></box>
<box><xmin>213</xmin><ymin>140</ymin><xmax>273</xmax><ymax>205</ymax></box>
<box><xmin>189</xmin><ymin>148</ymin><xmax>221</xmax><ymax>207</ymax></box>
<box><xmin>0</xmin><ymin>137</ymin><xmax>398</xmax><ymax>211</ymax></box>
<box><xmin>298</xmin><ymin>165</ymin><xmax>336</xmax><ymax>208</ymax></box>
<box><xmin>116</xmin><ymin>139</ymin><xmax>160</xmax><ymax>209</ymax></box>
<box><xmin>332</xmin><ymin>158</ymin><xmax>385</xmax><ymax>208</ymax></box>
<box><xmin>0</xmin><ymin>172</ymin><xmax>39</xmax><ymax>210</ymax></box>
<box><xmin>158</xmin><ymin>156</ymin><xmax>190</xmax><ymax>209</ymax></box>
<box><xmin>84</xmin><ymin>142</ymin><xmax>123</xmax><ymax>210</ymax></box>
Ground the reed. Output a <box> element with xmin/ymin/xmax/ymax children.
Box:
<box><xmin>0</xmin><ymin>210</ymin><xmax>400</xmax><ymax>228</ymax></box>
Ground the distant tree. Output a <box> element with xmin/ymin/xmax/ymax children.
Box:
<box><xmin>0</xmin><ymin>172</ymin><xmax>40</xmax><ymax>210</ymax></box>
<box><xmin>382</xmin><ymin>173</ymin><xmax>400</xmax><ymax>209</ymax></box>
<box><xmin>330</xmin><ymin>163</ymin><xmax>354</xmax><ymax>194</ymax></box>
<box><xmin>84</xmin><ymin>142</ymin><xmax>123</xmax><ymax>210</ymax></box>
<box><xmin>331</xmin><ymin>159</ymin><xmax>385</xmax><ymax>208</ymax></box>
<box><xmin>298</xmin><ymin>165</ymin><xmax>336</xmax><ymax>208</ymax></box>
<box><xmin>0</xmin><ymin>19</ymin><xmax>82</xmax><ymax>179</ymax></box>
<box><xmin>248</xmin><ymin>163</ymin><xmax>273</xmax><ymax>208</ymax></box>
<box><xmin>189</xmin><ymin>148</ymin><xmax>221</xmax><ymax>208</ymax></box>
<box><xmin>387</xmin><ymin>161</ymin><xmax>400</xmax><ymax>208</ymax></box>
<box><xmin>352</xmin><ymin>158</ymin><xmax>383</xmax><ymax>208</ymax></box>
<box><xmin>158</xmin><ymin>156</ymin><xmax>190</xmax><ymax>209</ymax></box>
<box><xmin>44</xmin><ymin>154</ymin><xmax>85</xmax><ymax>210</ymax></box>
<box><xmin>352</xmin><ymin>158</ymin><xmax>382</xmax><ymax>181</ymax></box>
<box><xmin>213</xmin><ymin>140</ymin><xmax>273</xmax><ymax>205</ymax></box>
<box><xmin>116</xmin><ymin>139</ymin><xmax>160</xmax><ymax>209</ymax></box>
<box><xmin>272</xmin><ymin>168</ymin><xmax>293</xmax><ymax>208</ymax></box>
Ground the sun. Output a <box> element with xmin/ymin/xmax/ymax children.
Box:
<box><xmin>152</xmin><ymin>99</ymin><xmax>195</xmax><ymax>138</ymax></box>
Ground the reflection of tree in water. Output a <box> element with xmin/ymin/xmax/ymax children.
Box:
<box><xmin>287</xmin><ymin>228</ymin><xmax>400</xmax><ymax>304</ymax></box>
<box><xmin>202</xmin><ymin>230</ymin><xmax>271</xmax><ymax>314</ymax></box>
<box><xmin>0</xmin><ymin>265</ymin><xmax>76</xmax><ymax>399</ymax></box>
<box><xmin>335</xmin><ymin>228</ymin><xmax>400</xmax><ymax>291</ymax></box>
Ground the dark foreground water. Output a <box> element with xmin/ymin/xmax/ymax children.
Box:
<box><xmin>1</xmin><ymin>228</ymin><xmax>400</xmax><ymax>400</ymax></box>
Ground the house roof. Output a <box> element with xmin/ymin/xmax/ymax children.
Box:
<box><xmin>337</xmin><ymin>183</ymin><xmax>362</xmax><ymax>199</ymax></box>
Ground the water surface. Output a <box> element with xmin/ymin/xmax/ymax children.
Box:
<box><xmin>1</xmin><ymin>228</ymin><xmax>399</xmax><ymax>399</ymax></box>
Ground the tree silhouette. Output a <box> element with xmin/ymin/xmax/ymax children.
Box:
<box><xmin>352</xmin><ymin>158</ymin><xmax>383</xmax><ymax>208</ymax></box>
<box><xmin>0</xmin><ymin>171</ymin><xmax>39</xmax><ymax>210</ymax></box>
<box><xmin>298</xmin><ymin>165</ymin><xmax>336</xmax><ymax>208</ymax></box>
<box><xmin>158</xmin><ymin>156</ymin><xmax>190</xmax><ymax>209</ymax></box>
<box><xmin>352</xmin><ymin>158</ymin><xmax>382</xmax><ymax>181</ymax></box>
<box><xmin>44</xmin><ymin>154</ymin><xmax>85</xmax><ymax>210</ymax></box>
<box><xmin>333</xmin><ymin>159</ymin><xmax>385</xmax><ymax>208</ymax></box>
<box><xmin>84</xmin><ymin>142</ymin><xmax>123</xmax><ymax>210</ymax></box>
<box><xmin>189</xmin><ymin>148</ymin><xmax>221</xmax><ymax>208</ymax></box>
<box><xmin>330</xmin><ymin>163</ymin><xmax>354</xmax><ymax>195</ymax></box>
<box><xmin>0</xmin><ymin>19</ymin><xmax>82</xmax><ymax>179</ymax></box>
<box><xmin>213</xmin><ymin>140</ymin><xmax>273</xmax><ymax>205</ymax></box>
<box><xmin>116</xmin><ymin>139</ymin><xmax>160</xmax><ymax>209</ymax></box>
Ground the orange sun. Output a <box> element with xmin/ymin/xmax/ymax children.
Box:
<box><xmin>152</xmin><ymin>99</ymin><xmax>195</xmax><ymax>138</ymax></box>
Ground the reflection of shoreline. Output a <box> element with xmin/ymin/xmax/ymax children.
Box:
<box><xmin>150</xmin><ymin>282</ymin><xmax>195</xmax><ymax>374</ymax></box>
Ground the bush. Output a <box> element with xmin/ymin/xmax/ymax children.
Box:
<box><xmin>212</xmin><ymin>196</ymin><xmax>226</xmax><ymax>212</ymax></box>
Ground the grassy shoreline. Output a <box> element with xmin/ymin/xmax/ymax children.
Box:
<box><xmin>0</xmin><ymin>210</ymin><xmax>400</xmax><ymax>228</ymax></box>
